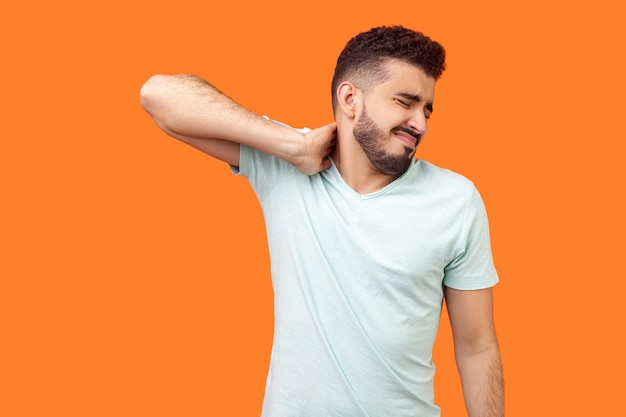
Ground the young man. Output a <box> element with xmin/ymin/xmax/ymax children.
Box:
<box><xmin>141</xmin><ymin>26</ymin><xmax>504</xmax><ymax>417</ymax></box>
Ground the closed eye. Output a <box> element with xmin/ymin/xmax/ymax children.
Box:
<box><xmin>395</xmin><ymin>98</ymin><xmax>411</xmax><ymax>108</ymax></box>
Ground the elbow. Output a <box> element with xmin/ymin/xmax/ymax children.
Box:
<box><xmin>139</xmin><ymin>74</ymin><xmax>167</xmax><ymax>115</ymax></box>
<box><xmin>140</xmin><ymin>74</ymin><xmax>179</xmax><ymax>134</ymax></box>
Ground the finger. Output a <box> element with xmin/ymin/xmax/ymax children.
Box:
<box><xmin>324</xmin><ymin>122</ymin><xmax>337</xmax><ymax>134</ymax></box>
<box><xmin>320</xmin><ymin>157</ymin><xmax>332</xmax><ymax>171</ymax></box>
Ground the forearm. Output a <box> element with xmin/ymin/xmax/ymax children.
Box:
<box><xmin>140</xmin><ymin>74</ymin><xmax>304</xmax><ymax>163</ymax></box>
<box><xmin>456</xmin><ymin>344</ymin><xmax>504</xmax><ymax>417</ymax></box>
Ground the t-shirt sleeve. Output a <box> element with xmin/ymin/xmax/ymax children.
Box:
<box><xmin>443</xmin><ymin>186</ymin><xmax>499</xmax><ymax>290</ymax></box>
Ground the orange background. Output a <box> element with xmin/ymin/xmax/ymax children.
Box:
<box><xmin>1</xmin><ymin>0</ymin><xmax>624</xmax><ymax>416</ymax></box>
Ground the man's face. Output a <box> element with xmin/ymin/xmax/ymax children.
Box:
<box><xmin>353</xmin><ymin>60</ymin><xmax>436</xmax><ymax>176</ymax></box>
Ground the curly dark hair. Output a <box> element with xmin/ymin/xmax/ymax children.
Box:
<box><xmin>331</xmin><ymin>26</ymin><xmax>446</xmax><ymax>111</ymax></box>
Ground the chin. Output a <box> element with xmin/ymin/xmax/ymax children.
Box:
<box><xmin>372</xmin><ymin>155</ymin><xmax>412</xmax><ymax>176</ymax></box>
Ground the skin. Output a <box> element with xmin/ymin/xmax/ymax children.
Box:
<box><xmin>140</xmin><ymin>59</ymin><xmax>504</xmax><ymax>417</ymax></box>
<box><xmin>139</xmin><ymin>73</ymin><xmax>335</xmax><ymax>175</ymax></box>
<box><xmin>332</xmin><ymin>60</ymin><xmax>435</xmax><ymax>192</ymax></box>
<box><xmin>445</xmin><ymin>286</ymin><xmax>504</xmax><ymax>417</ymax></box>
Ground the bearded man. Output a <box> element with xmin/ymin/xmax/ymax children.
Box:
<box><xmin>140</xmin><ymin>25</ymin><xmax>504</xmax><ymax>417</ymax></box>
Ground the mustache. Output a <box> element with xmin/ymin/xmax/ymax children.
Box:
<box><xmin>392</xmin><ymin>126</ymin><xmax>421</xmax><ymax>144</ymax></box>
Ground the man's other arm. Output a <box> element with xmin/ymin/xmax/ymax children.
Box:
<box><xmin>444</xmin><ymin>286</ymin><xmax>504</xmax><ymax>417</ymax></box>
<box><xmin>140</xmin><ymin>74</ymin><xmax>335</xmax><ymax>174</ymax></box>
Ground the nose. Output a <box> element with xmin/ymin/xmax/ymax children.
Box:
<box><xmin>406</xmin><ymin>112</ymin><xmax>427</xmax><ymax>135</ymax></box>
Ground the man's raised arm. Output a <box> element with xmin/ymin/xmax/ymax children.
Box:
<box><xmin>140</xmin><ymin>74</ymin><xmax>335</xmax><ymax>174</ymax></box>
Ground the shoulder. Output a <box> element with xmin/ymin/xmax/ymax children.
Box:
<box><xmin>414</xmin><ymin>159</ymin><xmax>476</xmax><ymax>194</ymax></box>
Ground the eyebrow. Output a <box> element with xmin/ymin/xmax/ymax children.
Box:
<box><xmin>396</xmin><ymin>93</ymin><xmax>434</xmax><ymax>113</ymax></box>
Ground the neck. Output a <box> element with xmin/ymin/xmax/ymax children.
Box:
<box><xmin>330</xmin><ymin>132</ymin><xmax>398</xmax><ymax>195</ymax></box>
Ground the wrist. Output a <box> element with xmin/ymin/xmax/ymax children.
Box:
<box><xmin>258</xmin><ymin>120</ymin><xmax>306</xmax><ymax>166</ymax></box>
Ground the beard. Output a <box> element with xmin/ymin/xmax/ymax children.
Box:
<box><xmin>353</xmin><ymin>106</ymin><xmax>416</xmax><ymax>176</ymax></box>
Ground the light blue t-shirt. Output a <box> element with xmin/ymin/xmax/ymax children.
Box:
<box><xmin>233</xmin><ymin>139</ymin><xmax>498</xmax><ymax>417</ymax></box>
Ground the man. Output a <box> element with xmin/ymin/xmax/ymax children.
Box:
<box><xmin>140</xmin><ymin>26</ymin><xmax>504</xmax><ymax>417</ymax></box>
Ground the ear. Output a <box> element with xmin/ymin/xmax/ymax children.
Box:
<box><xmin>336</xmin><ymin>81</ymin><xmax>358</xmax><ymax>119</ymax></box>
